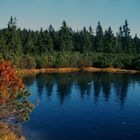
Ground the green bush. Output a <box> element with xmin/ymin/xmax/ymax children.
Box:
<box><xmin>93</xmin><ymin>53</ymin><xmax>113</xmax><ymax>68</ymax></box>
<box><xmin>35</xmin><ymin>53</ymin><xmax>56</xmax><ymax>68</ymax></box>
<box><xmin>133</xmin><ymin>55</ymin><xmax>140</xmax><ymax>70</ymax></box>
<box><xmin>18</xmin><ymin>55</ymin><xmax>36</xmax><ymax>69</ymax></box>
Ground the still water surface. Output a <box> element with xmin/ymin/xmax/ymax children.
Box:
<box><xmin>23</xmin><ymin>72</ymin><xmax>140</xmax><ymax>140</ymax></box>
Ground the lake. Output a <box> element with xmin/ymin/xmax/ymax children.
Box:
<box><xmin>23</xmin><ymin>72</ymin><xmax>140</xmax><ymax>140</ymax></box>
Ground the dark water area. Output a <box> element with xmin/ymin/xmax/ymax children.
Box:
<box><xmin>22</xmin><ymin>72</ymin><xmax>140</xmax><ymax>140</ymax></box>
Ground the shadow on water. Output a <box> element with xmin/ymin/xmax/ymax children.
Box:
<box><xmin>23</xmin><ymin>72</ymin><xmax>140</xmax><ymax>106</ymax></box>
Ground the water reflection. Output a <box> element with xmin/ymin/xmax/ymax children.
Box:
<box><xmin>23</xmin><ymin>72</ymin><xmax>140</xmax><ymax>106</ymax></box>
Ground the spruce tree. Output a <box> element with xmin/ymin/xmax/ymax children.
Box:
<box><xmin>104</xmin><ymin>26</ymin><xmax>115</xmax><ymax>53</ymax></box>
<box><xmin>58</xmin><ymin>21</ymin><xmax>74</xmax><ymax>51</ymax></box>
<box><xmin>95</xmin><ymin>22</ymin><xmax>104</xmax><ymax>52</ymax></box>
<box><xmin>5</xmin><ymin>17</ymin><xmax>22</xmax><ymax>55</ymax></box>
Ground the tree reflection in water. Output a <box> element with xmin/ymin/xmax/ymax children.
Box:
<box><xmin>23</xmin><ymin>72</ymin><xmax>140</xmax><ymax>107</ymax></box>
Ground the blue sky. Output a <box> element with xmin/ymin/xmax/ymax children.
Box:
<box><xmin>0</xmin><ymin>0</ymin><xmax>140</xmax><ymax>36</ymax></box>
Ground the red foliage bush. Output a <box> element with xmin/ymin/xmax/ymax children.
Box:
<box><xmin>0</xmin><ymin>61</ymin><xmax>25</xmax><ymax>102</ymax></box>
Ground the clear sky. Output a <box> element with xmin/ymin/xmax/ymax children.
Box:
<box><xmin>0</xmin><ymin>0</ymin><xmax>140</xmax><ymax>36</ymax></box>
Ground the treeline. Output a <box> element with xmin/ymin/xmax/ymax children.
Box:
<box><xmin>0</xmin><ymin>17</ymin><xmax>140</xmax><ymax>69</ymax></box>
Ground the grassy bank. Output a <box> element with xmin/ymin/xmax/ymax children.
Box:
<box><xmin>82</xmin><ymin>67</ymin><xmax>140</xmax><ymax>74</ymax></box>
<box><xmin>17</xmin><ymin>67</ymin><xmax>140</xmax><ymax>76</ymax></box>
<box><xmin>18</xmin><ymin>68</ymin><xmax>80</xmax><ymax>75</ymax></box>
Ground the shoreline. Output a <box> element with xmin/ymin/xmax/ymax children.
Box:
<box><xmin>18</xmin><ymin>68</ymin><xmax>80</xmax><ymax>76</ymax></box>
<box><xmin>81</xmin><ymin>67</ymin><xmax>140</xmax><ymax>74</ymax></box>
<box><xmin>17</xmin><ymin>67</ymin><xmax>140</xmax><ymax>76</ymax></box>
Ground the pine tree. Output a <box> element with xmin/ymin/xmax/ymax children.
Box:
<box><xmin>37</xmin><ymin>29</ymin><xmax>53</xmax><ymax>54</ymax></box>
<box><xmin>122</xmin><ymin>20</ymin><xmax>133</xmax><ymax>52</ymax></box>
<box><xmin>24</xmin><ymin>31</ymin><xmax>35</xmax><ymax>54</ymax></box>
<box><xmin>80</xmin><ymin>27</ymin><xmax>92</xmax><ymax>52</ymax></box>
<box><xmin>95</xmin><ymin>22</ymin><xmax>104</xmax><ymax>52</ymax></box>
<box><xmin>134</xmin><ymin>34</ymin><xmax>140</xmax><ymax>52</ymax></box>
<box><xmin>89</xmin><ymin>26</ymin><xmax>95</xmax><ymax>51</ymax></box>
<box><xmin>73</xmin><ymin>31</ymin><xmax>82</xmax><ymax>52</ymax></box>
<box><xmin>48</xmin><ymin>25</ymin><xmax>58</xmax><ymax>51</ymax></box>
<box><xmin>104</xmin><ymin>26</ymin><xmax>115</xmax><ymax>53</ymax></box>
<box><xmin>116</xmin><ymin>26</ymin><xmax>123</xmax><ymax>52</ymax></box>
<box><xmin>5</xmin><ymin>17</ymin><xmax>22</xmax><ymax>55</ymax></box>
<box><xmin>58</xmin><ymin>21</ymin><xmax>74</xmax><ymax>51</ymax></box>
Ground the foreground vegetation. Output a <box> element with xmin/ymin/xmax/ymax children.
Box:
<box><xmin>0</xmin><ymin>61</ymin><xmax>34</xmax><ymax>139</ymax></box>
<box><xmin>0</xmin><ymin>17</ymin><xmax>140</xmax><ymax>70</ymax></box>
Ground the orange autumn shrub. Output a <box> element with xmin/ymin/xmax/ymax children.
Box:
<box><xmin>0</xmin><ymin>61</ymin><xmax>34</xmax><ymax>139</ymax></box>
<box><xmin>0</xmin><ymin>61</ymin><xmax>25</xmax><ymax>102</ymax></box>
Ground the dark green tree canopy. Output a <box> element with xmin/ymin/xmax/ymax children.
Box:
<box><xmin>0</xmin><ymin>17</ymin><xmax>140</xmax><ymax>70</ymax></box>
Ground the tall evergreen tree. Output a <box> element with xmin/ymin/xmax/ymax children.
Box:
<box><xmin>134</xmin><ymin>34</ymin><xmax>140</xmax><ymax>52</ymax></box>
<box><xmin>104</xmin><ymin>26</ymin><xmax>115</xmax><ymax>53</ymax></box>
<box><xmin>5</xmin><ymin>17</ymin><xmax>22</xmax><ymax>55</ymax></box>
<box><xmin>95</xmin><ymin>22</ymin><xmax>104</xmax><ymax>52</ymax></box>
<box><xmin>37</xmin><ymin>29</ymin><xmax>53</xmax><ymax>54</ymax></box>
<box><xmin>24</xmin><ymin>31</ymin><xmax>35</xmax><ymax>55</ymax></box>
<box><xmin>58</xmin><ymin>21</ymin><xmax>74</xmax><ymax>51</ymax></box>
<box><xmin>116</xmin><ymin>26</ymin><xmax>123</xmax><ymax>52</ymax></box>
<box><xmin>89</xmin><ymin>26</ymin><xmax>95</xmax><ymax>51</ymax></box>
<box><xmin>80</xmin><ymin>27</ymin><xmax>92</xmax><ymax>52</ymax></box>
<box><xmin>48</xmin><ymin>25</ymin><xmax>58</xmax><ymax>51</ymax></box>
<box><xmin>73</xmin><ymin>31</ymin><xmax>82</xmax><ymax>52</ymax></box>
<box><xmin>122</xmin><ymin>20</ymin><xmax>133</xmax><ymax>52</ymax></box>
